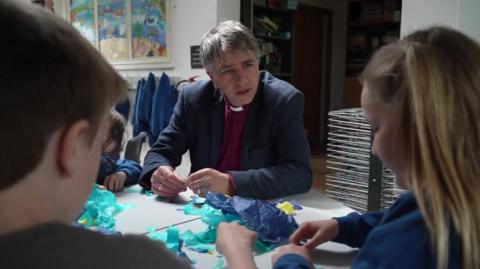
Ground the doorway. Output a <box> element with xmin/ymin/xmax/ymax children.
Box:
<box><xmin>293</xmin><ymin>5</ymin><xmax>332</xmax><ymax>148</ymax></box>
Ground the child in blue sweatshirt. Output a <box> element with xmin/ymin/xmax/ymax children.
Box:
<box><xmin>216</xmin><ymin>26</ymin><xmax>480</xmax><ymax>269</ymax></box>
<box><xmin>97</xmin><ymin>110</ymin><xmax>141</xmax><ymax>192</ymax></box>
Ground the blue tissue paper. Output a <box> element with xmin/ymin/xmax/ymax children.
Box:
<box><xmin>206</xmin><ymin>192</ymin><xmax>298</xmax><ymax>245</ymax></box>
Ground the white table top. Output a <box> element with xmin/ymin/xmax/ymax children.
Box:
<box><xmin>114</xmin><ymin>186</ymin><xmax>358</xmax><ymax>268</ymax></box>
<box><xmin>115</xmin><ymin>186</ymin><xmax>200</xmax><ymax>234</ymax></box>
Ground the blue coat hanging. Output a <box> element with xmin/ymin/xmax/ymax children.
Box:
<box><xmin>132</xmin><ymin>78</ymin><xmax>145</xmax><ymax>136</ymax></box>
<box><xmin>135</xmin><ymin>73</ymin><xmax>156</xmax><ymax>137</ymax></box>
<box><xmin>150</xmin><ymin>72</ymin><xmax>168</xmax><ymax>145</ymax></box>
<box><xmin>115</xmin><ymin>97</ymin><xmax>130</xmax><ymax>121</ymax></box>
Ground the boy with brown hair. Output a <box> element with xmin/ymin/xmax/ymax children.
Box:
<box><xmin>97</xmin><ymin>109</ymin><xmax>141</xmax><ymax>192</ymax></box>
<box><xmin>0</xmin><ymin>1</ymin><xmax>188</xmax><ymax>268</ymax></box>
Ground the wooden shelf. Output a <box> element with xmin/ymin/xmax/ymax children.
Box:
<box><xmin>242</xmin><ymin>0</ymin><xmax>295</xmax><ymax>82</ymax></box>
<box><xmin>345</xmin><ymin>0</ymin><xmax>401</xmax><ymax>77</ymax></box>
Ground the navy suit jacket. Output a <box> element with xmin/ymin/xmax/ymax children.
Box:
<box><xmin>139</xmin><ymin>71</ymin><xmax>313</xmax><ymax>199</ymax></box>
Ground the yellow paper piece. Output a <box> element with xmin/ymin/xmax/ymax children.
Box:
<box><xmin>276</xmin><ymin>201</ymin><xmax>295</xmax><ymax>215</ymax></box>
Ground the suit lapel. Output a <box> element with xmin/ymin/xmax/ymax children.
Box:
<box><xmin>240</xmin><ymin>82</ymin><xmax>263</xmax><ymax>169</ymax></box>
<box><xmin>210</xmin><ymin>89</ymin><xmax>224</xmax><ymax>168</ymax></box>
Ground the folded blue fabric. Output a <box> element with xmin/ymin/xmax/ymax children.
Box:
<box><xmin>206</xmin><ymin>192</ymin><xmax>298</xmax><ymax>245</ymax></box>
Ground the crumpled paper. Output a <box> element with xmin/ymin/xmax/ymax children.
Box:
<box><xmin>77</xmin><ymin>184</ymin><xmax>133</xmax><ymax>231</ymax></box>
<box><xmin>206</xmin><ymin>192</ymin><xmax>299</xmax><ymax>246</ymax></box>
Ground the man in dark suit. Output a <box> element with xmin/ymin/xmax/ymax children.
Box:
<box><xmin>139</xmin><ymin>20</ymin><xmax>312</xmax><ymax>199</ymax></box>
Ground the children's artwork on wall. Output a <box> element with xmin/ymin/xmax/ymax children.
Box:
<box><xmin>66</xmin><ymin>0</ymin><xmax>172</xmax><ymax>69</ymax></box>
<box><xmin>69</xmin><ymin>0</ymin><xmax>96</xmax><ymax>47</ymax></box>
<box><xmin>98</xmin><ymin>0</ymin><xmax>128</xmax><ymax>60</ymax></box>
<box><xmin>131</xmin><ymin>0</ymin><xmax>168</xmax><ymax>59</ymax></box>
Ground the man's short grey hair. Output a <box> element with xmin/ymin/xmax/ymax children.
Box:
<box><xmin>200</xmin><ymin>20</ymin><xmax>259</xmax><ymax>72</ymax></box>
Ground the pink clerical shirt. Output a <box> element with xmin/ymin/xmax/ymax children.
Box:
<box><xmin>216</xmin><ymin>100</ymin><xmax>250</xmax><ymax>190</ymax></box>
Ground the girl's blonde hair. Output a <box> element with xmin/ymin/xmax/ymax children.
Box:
<box><xmin>361</xmin><ymin>26</ymin><xmax>480</xmax><ymax>269</ymax></box>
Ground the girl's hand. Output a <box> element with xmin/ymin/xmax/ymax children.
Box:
<box><xmin>290</xmin><ymin>219</ymin><xmax>339</xmax><ymax>249</ymax></box>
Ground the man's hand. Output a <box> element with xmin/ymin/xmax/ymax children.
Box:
<box><xmin>185</xmin><ymin>168</ymin><xmax>234</xmax><ymax>195</ymax></box>
<box><xmin>151</xmin><ymin>166</ymin><xmax>186</xmax><ymax>197</ymax></box>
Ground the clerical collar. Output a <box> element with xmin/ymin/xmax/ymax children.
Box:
<box><xmin>224</xmin><ymin>98</ymin><xmax>248</xmax><ymax>112</ymax></box>
<box><xmin>230</xmin><ymin>105</ymin><xmax>243</xmax><ymax>112</ymax></box>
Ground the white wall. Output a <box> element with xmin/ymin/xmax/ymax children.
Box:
<box><xmin>217</xmin><ymin>0</ymin><xmax>241</xmax><ymax>23</ymax></box>
<box><xmin>401</xmin><ymin>0</ymin><xmax>480</xmax><ymax>43</ymax></box>
<box><xmin>458</xmin><ymin>0</ymin><xmax>480</xmax><ymax>42</ymax></box>
<box><xmin>166</xmin><ymin>0</ymin><xmax>217</xmax><ymax>80</ymax></box>
<box><xmin>166</xmin><ymin>0</ymin><xmax>240</xmax><ymax>80</ymax></box>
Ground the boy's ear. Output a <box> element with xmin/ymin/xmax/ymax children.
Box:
<box><xmin>57</xmin><ymin>120</ymin><xmax>90</xmax><ymax>177</ymax></box>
